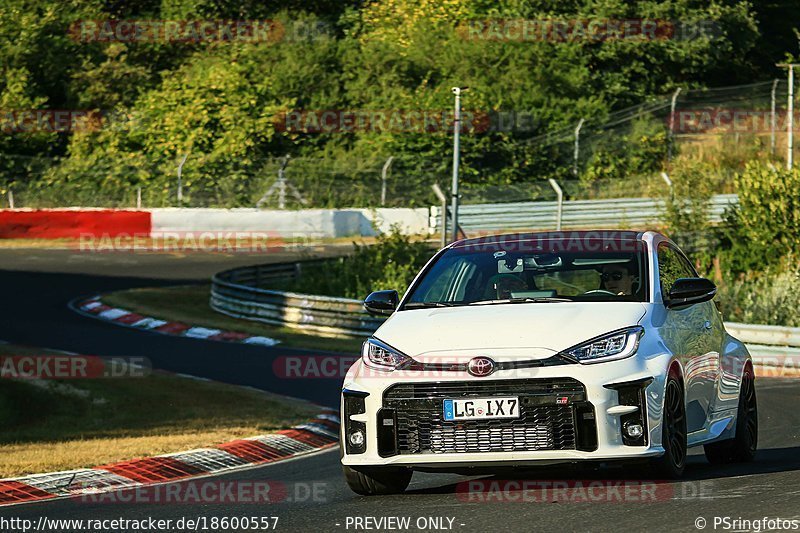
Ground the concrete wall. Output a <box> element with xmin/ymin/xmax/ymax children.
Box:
<box><xmin>151</xmin><ymin>207</ymin><xmax>430</xmax><ymax>238</ymax></box>
<box><xmin>150</xmin><ymin>208</ymin><xmax>365</xmax><ymax>238</ymax></box>
<box><xmin>0</xmin><ymin>207</ymin><xmax>433</xmax><ymax>239</ymax></box>
<box><xmin>354</xmin><ymin>208</ymin><xmax>431</xmax><ymax>236</ymax></box>
<box><xmin>0</xmin><ymin>209</ymin><xmax>150</xmax><ymax>238</ymax></box>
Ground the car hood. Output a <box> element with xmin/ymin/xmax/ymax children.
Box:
<box><xmin>375</xmin><ymin>302</ymin><xmax>647</xmax><ymax>362</ymax></box>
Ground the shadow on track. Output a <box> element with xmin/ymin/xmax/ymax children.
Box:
<box><xmin>404</xmin><ymin>445</ymin><xmax>800</xmax><ymax>497</ymax></box>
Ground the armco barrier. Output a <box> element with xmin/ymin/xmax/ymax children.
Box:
<box><xmin>0</xmin><ymin>195</ymin><xmax>738</xmax><ymax>239</ymax></box>
<box><xmin>211</xmin><ymin>261</ymin><xmax>800</xmax><ymax>361</ymax></box>
<box><xmin>723</xmin><ymin>323</ymin><xmax>800</xmax><ymax>374</ymax></box>
<box><xmin>724</xmin><ymin>322</ymin><xmax>800</xmax><ymax>347</ymax></box>
<box><xmin>430</xmin><ymin>194</ymin><xmax>739</xmax><ymax>232</ymax></box>
<box><xmin>210</xmin><ymin>260</ymin><xmax>384</xmax><ymax>337</ymax></box>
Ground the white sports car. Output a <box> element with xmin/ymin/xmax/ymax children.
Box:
<box><xmin>340</xmin><ymin>231</ymin><xmax>757</xmax><ymax>495</ymax></box>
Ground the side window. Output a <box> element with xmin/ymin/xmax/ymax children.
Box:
<box><xmin>418</xmin><ymin>260</ymin><xmax>459</xmax><ymax>302</ymax></box>
<box><xmin>657</xmin><ymin>244</ymin><xmax>695</xmax><ymax>297</ymax></box>
<box><xmin>419</xmin><ymin>258</ymin><xmax>476</xmax><ymax>302</ymax></box>
<box><xmin>675</xmin><ymin>251</ymin><xmax>698</xmax><ymax>278</ymax></box>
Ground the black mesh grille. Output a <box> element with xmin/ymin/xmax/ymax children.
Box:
<box><xmin>385</xmin><ymin>378</ymin><xmax>585</xmax><ymax>400</ymax></box>
<box><xmin>395</xmin><ymin>405</ymin><xmax>575</xmax><ymax>454</ymax></box>
<box><xmin>383</xmin><ymin>379</ymin><xmax>589</xmax><ymax>455</ymax></box>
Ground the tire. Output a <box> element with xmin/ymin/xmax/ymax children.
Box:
<box><xmin>342</xmin><ymin>464</ymin><xmax>412</xmax><ymax>495</ymax></box>
<box><xmin>652</xmin><ymin>374</ymin><xmax>688</xmax><ymax>479</ymax></box>
<box><xmin>704</xmin><ymin>367</ymin><xmax>758</xmax><ymax>464</ymax></box>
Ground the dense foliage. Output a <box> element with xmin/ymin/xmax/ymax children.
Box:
<box><xmin>681</xmin><ymin>162</ymin><xmax>800</xmax><ymax>327</ymax></box>
<box><xmin>718</xmin><ymin>162</ymin><xmax>800</xmax><ymax>275</ymax></box>
<box><xmin>717</xmin><ymin>261</ymin><xmax>800</xmax><ymax>327</ymax></box>
<box><xmin>291</xmin><ymin>227</ymin><xmax>433</xmax><ymax>299</ymax></box>
<box><xmin>2</xmin><ymin>0</ymin><xmax>797</xmax><ymax>206</ymax></box>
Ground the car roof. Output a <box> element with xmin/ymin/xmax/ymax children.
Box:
<box><xmin>452</xmin><ymin>230</ymin><xmax>657</xmax><ymax>249</ymax></box>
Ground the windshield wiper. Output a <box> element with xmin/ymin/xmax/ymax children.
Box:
<box><xmin>468</xmin><ymin>297</ymin><xmax>573</xmax><ymax>306</ymax></box>
<box><xmin>404</xmin><ymin>301</ymin><xmax>461</xmax><ymax>309</ymax></box>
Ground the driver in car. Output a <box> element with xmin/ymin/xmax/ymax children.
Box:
<box><xmin>600</xmin><ymin>263</ymin><xmax>637</xmax><ymax>296</ymax></box>
<box><xmin>487</xmin><ymin>274</ymin><xmax>528</xmax><ymax>300</ymax></box>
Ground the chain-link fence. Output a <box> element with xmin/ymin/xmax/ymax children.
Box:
<box><xmin>0</xmin><ymin>152</ymin><xmax>445</xmax><ymax>209</ymax></box>
<box><xmin>0</xmin><ymin>81</ymin><xmax>791</xmax><ymax>209</ymax></box>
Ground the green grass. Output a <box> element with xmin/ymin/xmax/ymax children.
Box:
<box><xmin>102</xmin><ymin>285</ymin><xmax>364</xmax><ymax>353</ymax></box>
<box><xmin>0</xmin><ymin>374</ymin><xmax>316</xmax><ymax>445</ymax></box>
<box><xmin>0</xmin><ymin>343</ymin><xmax>320</xmax><ymax>477</ymax></box>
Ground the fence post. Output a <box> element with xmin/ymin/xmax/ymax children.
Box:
<box><xmin>380</xmin><ymin>156</ymin><xmax>394</xmax><ymax>206</ymax></box>
<box><xmin>432</xmin><ymin>183</ymin><xmax>448</xmax><ymax>249</ymax></box>
<box><xmin>7</xmin><ymin>189</ymin><xmax>14</xmax><ymax>209</ymax></box>
<box><xmin>661</xmin><ymin>172</ymin><xmax>674</xmax><ymax>206</ymax></box>
<box><xmin>771</xmin><ymin>78</ymin><xmax>779</xmax><ymax>156</ymax></box>
<box><xmin>789</xmin><ymin>66</ymin><xmax>795</xmax><ymax>169</ymax></box>
<box><xmin>548</xmin><ymin>178</ymin><xmax>563</xmax><ymax>231</ymax></box>
<box><xmin>136</xmin><ymin>187</ymin><xmax>142</xmax><ymax>209</ymax></box>
<box><xmin>451</xmin><ymin>87</ymin><xmax>467</xmax><ymax>243</ymax></box>
<box><xmin>256</xmin><ymin>155</ymin><xmax>306</xmax><ymax>209</ymax></box>
<box><xmin>277</xmin><ymin>157</ymin><xmax>288</xmax><ymax>209</ymax></box>
<box><xmin>573</xmin><ymin>119</ymin><xmax>584</xmax><ymax>177</ymax></box>
<box><xmin>177</xmin><ymin>153</ymin><xmax>189</xmax><ymax>205</ymax></box>
<box><xmin>667</xmin><ymin>88</ymin><xmax>682</xmax><ymax>163</ymax></box>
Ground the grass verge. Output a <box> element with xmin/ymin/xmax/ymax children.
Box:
<box><xmin>0</xmin><ymin>345</ymin><xmax>320</xmax><ymax>478</ymax></box>
<box><xmin>101</xmin><ymin>285</ymin><xmax>364</xmax><ymax>353</ymax></box>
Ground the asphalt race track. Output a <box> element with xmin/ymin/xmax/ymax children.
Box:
<box><xmin>2</xmin><ymin>249</ymin><xmax>800</xmax><ymax>532</ymax></box>
<box><xmin>0</xmin><ymin>247</ymin><xmax>350</xmax><ymax>407</ymax></box>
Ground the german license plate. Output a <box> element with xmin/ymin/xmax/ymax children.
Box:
<box><xmin>443</xmin><ymin>397</ymin><xmax>520</xmax><ymax>421</ymax></box>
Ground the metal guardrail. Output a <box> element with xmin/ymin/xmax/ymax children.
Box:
<box><xmin>723</xmin><ymin>322</ymin><xmax>800</xmax><ymax>370</ymax></box>
<box><xmin>210</xmin><ymin>259</ymin><xmax>384</xmax><ymax>337</ymax></box>
<box><xmin>212</xmin><ymin>260</ymin><xmax>800</xmax><ymax>356</ymax></box>
<box><xmin>430</xmin><ymin>194</ymin><xmax>739</xmax><ymax>232</ymax></box>
<box><xmin>724</xmin><ymin>322</ymin><xmax>800</xmax><ymax>348</ymax></box>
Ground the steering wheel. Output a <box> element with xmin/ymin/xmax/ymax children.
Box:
<box><xmin>582</xmin><ymin>289</ymin><xmax>617</xmax><ymax>296</ymax></box>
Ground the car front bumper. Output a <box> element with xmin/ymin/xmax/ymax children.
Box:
<box><xmin>340</xmin><ymin>353</ymin><xmax>671</xmax><ymax>469</ymax></box>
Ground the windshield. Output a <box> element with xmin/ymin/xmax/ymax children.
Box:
<box><xmin>404</xmin><ymin>240</ymin><xmax>649</xmax><ymax>307</ymax></box>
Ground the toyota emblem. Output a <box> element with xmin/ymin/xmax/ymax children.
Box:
<box><xmin>467</xmin><ymin>357</ymin><xmax>496</xmax><ymax>377</ymax></box>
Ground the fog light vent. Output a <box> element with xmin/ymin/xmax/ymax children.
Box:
<box><xmin>343</xmin><ymin>390</ymin><xmax>368</xmax><ymax>455</ymax></box>
<box><xmin>604</xmin><ymin>378</ymin><xmax>652</xmax><ymax>447</ymax></box>
<box><xmin>624</xmin><ymin>422</ymin><xmax>644</xmax><ymax>439</ymax></box>
<box><xmin>349</xmin><ymin>430</ymin><xmax>365</xmax><ymax>447</ymax></box>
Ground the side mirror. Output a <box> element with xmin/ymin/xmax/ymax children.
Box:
<box><xmin>665</xmin><ymin>277</ymin><xmax>717</xmax><ymax>308</ymax></box>
<box><xmin>364</xmin><ymin>290</ymin><xmax>399</xmax><ymax>316</ymax></box>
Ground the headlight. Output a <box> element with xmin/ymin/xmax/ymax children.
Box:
<box><xmin>361</xmin><ymin>338</ymin><xmax>412</xmax><ymax>371</ymax></box>
<box><xmin>563</xmin><ymin>327</ymin><xmax>643</xmax><ymax>364</ymax></box>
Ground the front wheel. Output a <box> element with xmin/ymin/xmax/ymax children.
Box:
<box><xmin>342</xmin><ymin>464</ymin><xmax>412</xmax><ymax>495</ymax></box>
<box><xmin>652</xmin><ymin>374</ymin><xmax>687</xmax><ymax>478</ymax></box>
<box><xmin>704</xmin><ymin>367</ymin><xmax>758</xmax><ymax>464</ymax></box>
